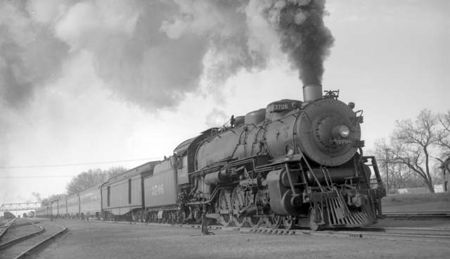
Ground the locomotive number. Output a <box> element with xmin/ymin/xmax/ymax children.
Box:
<box><xmin>273</xmin><ymin>103</ymin><xmax>289</xmax><ymax>111</ymax></box>
<box><xmin>151</xmin><ymin>184</ymin><xmax>165</xmax><ymax>196</ymax></box>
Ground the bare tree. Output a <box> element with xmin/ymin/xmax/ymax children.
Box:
<box><xmin>390</xmin><ymin>110</ymin><xmax>440</xmax><ymax>193</ymax></box>
<box><xmin>374</xmin><ymin>139</ymin><xmax>424</xmax><ymax>193</ymax></box>
<box><xmin>106</xmin><ymin>166</ymin><xmax>128</xmax><ymax>178</ymax></box>
<box><xmin>66</xmin><ymin>167</ymin><xmax>127</xmax><ymax>195</ymax></box>
<box><xmin>31</xmin><ymin>192</ymin><xmax>41</xmax><ymax>202</ymax></box>
<box><xmin>437</xmin><ymin>111</ymin><xmax>450</xmax><ymax>156</ymax></box>
<box><xmin>41</xmin><ymin>193</ymin><xmax>66</xmax><ymax>206</ymax></box>
<box><xmin>435</xmin><ymin>111</ymin><xmax>450</xmax><ymax>192</ymax></box>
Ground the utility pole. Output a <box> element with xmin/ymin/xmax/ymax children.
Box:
<box><xmin>444</xmin><ymin>158</ymin><xmax>449</xmax><ymax>192</ymax></box>
<box><xmin>384</xmin><ymin>148</ymin><xmax>390</xmax><ymax>194</ymax></box>
<box><xmin>438</xmin><ymin>157</ymin><xmax>449</xmax><ymax>193</ymax></box>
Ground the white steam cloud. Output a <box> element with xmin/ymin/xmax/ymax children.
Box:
<box><xmin>2</xmin><ymin>0</ymin><xmax>274</xmax><ymax>112</ymax></box>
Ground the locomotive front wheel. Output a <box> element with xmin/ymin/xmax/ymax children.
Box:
<box><xmin>231</xmin><ymin>186</ymin><xmax>250</xmax><ymax>228</ymax></box>
<box><xmin>215</xmin><ymin>190</ymin><xmax>233</xmax><ymax>226</ymax></box>
<box><xmin>271</xmin><ymin>215</ymin><xmax>282</xmax><ymax>229</ymax></box>
<box><xmin>259</xmin><ymin>215</ymin><xmax>281</xmax><ymax>229</ymax></box>
<box><xmin>282</xmin><ymin>216</ymin><xmax>296</xmax><ymax>230</ymax></box>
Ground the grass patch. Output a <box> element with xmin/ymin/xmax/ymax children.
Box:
<box><xmin>382</xmin><ymin>192</ymin><xmax>450</xmax><ymax>205</ymax></box>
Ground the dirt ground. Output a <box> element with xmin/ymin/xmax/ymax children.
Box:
<box><xmin>34</xmin><ymin>219</ymin><xmax>450</xmax><ymax>259</ymax></box>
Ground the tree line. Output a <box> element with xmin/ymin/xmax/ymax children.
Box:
<box><xmin>40</xmin><ymin>167</ymin><xmax>127</xmax><ymax>206</ymax></box>
<box><xmin>374</xmin><ymin>110</ymin><xmax>450</xmax><ymax>193</ymax></box>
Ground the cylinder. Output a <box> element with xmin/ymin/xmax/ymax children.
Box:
<box><xmin>204</xmin><ymin>171</ymin><xmax>220</xmax><ymax>185</ymax></box>
<box><xmin>303</xmin><ymin>84</ymin><xmax>322</xmax><ymax>102</ymax></box>
<box><xmin>306</xmin><ymin>167</ymin><xmax>356</xmax><ymax>184</ymax></box>
<box><xmin>204</xmin><ymin>170</ymin><xmax>230</xmax><ymax>185</ymax></box>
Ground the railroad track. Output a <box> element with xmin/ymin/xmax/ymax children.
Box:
<box><xmin>0</xmin><ymin>219</ymin><xmax>68</xmax><ymax>259</ymax></box>
<box><xmin>322</xmin><ymin>226</ymin><xmax>450</xmax><ymax>242</ymax></box>
<box><xmin>240</xmin><ymin>225</ymin><xmax>450</xmax><ymax>242</ymax></box>
<box><xmin>0</xmin><ymin>219</ymin><xmax>16</xmax><ymax>240</ymax></box>
<box><xmin>383</xmin><ymin>211</ymin><xmax>450</xmax><ymax>219</ymax></box>
<box><xmin>93</xmin><ymin>218</ymin><xmax>450</xmax><ymax>242</ymax></box>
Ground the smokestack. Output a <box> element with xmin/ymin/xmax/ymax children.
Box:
<box><xmin>303</xmin><ymin>84</ymin><xmax>322</xmax><ymax>102</ymax></box>
<box><xmin>264</xmin><ymin>0</ymin><xmax>333</xmax><ymax>103</ymax></box>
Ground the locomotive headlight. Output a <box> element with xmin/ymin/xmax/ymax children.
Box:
<box><xmin>335</xmin><ymin>125</ymin><xmax>350</xmax><ymax>138</ymax></box>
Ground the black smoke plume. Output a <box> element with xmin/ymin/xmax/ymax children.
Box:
<box><xmin>265</xmin><ymin>0</ymin><xmax>334</xmax><ymax>85</ymax></box>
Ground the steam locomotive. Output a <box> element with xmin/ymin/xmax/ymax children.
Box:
<box><xmin>37</xmin><ymin>85</ymin><xmax>385</xmax><ymax>230</ymax></box>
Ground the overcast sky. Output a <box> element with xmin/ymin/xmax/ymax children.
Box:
<box><xmin>1</xmin><ymin>0</ymin><xmax>449</xmax><ymax>205</ymax></box>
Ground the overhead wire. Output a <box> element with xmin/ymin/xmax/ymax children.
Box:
<box><xmin>0</xmin><ymin>157</ymin><xmax>161</xmax><ymax>179</ymax></box>
<box><xmin>0</xmin><ymin>157</ymin><xmax>160</xmax><ymax>170</ymax></box>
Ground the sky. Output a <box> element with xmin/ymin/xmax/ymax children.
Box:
<box><xmin>0</xmin><ymin>0</ymin><xmax>449</xmax><ymax>205</ymax></box>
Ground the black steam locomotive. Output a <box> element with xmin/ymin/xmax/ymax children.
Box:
<box><xmin>37</xmin><ymin>85</ymin><xmax>385</xmax><ymax>230</ymax></box>
<box><xmin>178</xmin><ymin>84</ymin><xmax>385</xmax><ymax>230</ymax></box>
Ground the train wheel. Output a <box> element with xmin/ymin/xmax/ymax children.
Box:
<box><xmin>215</xmin><ymin>189</ymin><xmax>232</xmax><ymax>226</ymax></box>
<box><xmin>149</xmin><ymin>211</ymin><xmax>157</xmax><ymax>223</ymax></box>
<box><xmin>247</xmin><ymin>215</ymin><xmax>259</xmax><ymax>227</ymax></box>
<box><xmin>231</xmin><ymin>186</ymin><xmax>246</xmax><ymax>227</ymax></box>
<box><xmin>270</xmin><ymin>215</ymin><xmax>282</xmax><ymax>229</ymax></box>
<box><xmin>282</xmin><ymin>216</ymin><xmax>296</xmax><ymax>230</ymax></box>
<box><xmin>170</xmin><ymin>211</ymin><xmax>177</xmax><ymax>224</ymax></box>
<box><xmin>259</xmin><ymin>215</ymin><xmax>281</xmax><ymax>229</ymax></box>
<box><xmin>177</xmin><ymin>209</ymin><xmax>186</xmax><ymax>224</ymax></box>
<box><xmin>190</xmin><ymin>206</ymin><xmax>203</xmax><ymax>224</ymax></box>
<box><xmin>131</xmin><ymin>211</ymin><xmax>139</xmax><ymax>222</ymax></box>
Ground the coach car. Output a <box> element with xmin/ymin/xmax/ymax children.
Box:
<box><xmin>79</xmin><ymin>185</ymin><xmax>101</xmax><ymax>218</ymax></box>
<box><xmin>101</xmin><ymin>161</ymin><xmax>159</xmax><ymax>220</ymax></box>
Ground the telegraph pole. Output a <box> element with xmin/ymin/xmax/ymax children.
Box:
<box><xmin>444</xmin><ymin>158</ymin><xmax>449</xmax><ymax>192</ymax></box>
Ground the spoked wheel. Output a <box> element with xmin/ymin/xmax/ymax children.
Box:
<box><xmin>215</xmin><ymin>189</ymin><xmax>233</xmax><ymax>226</ymax></box>
<box><xmin>130</xmin><ymin>211</ymin><xmax>138</xmax><ymax>222</ymax></box>
<box><xmin>231</xmin><ymin>186</ymin><xmax>254</xmax><ymax>228</ymax></box>
<box><xmin>282</xmin><ymin>216</ymin><xmax>296</xmax><ymax>230</ymax></box>
<box><xmin>271</xmin><ymin>215</ymin><xmax>283</xmax><ymax>229</ymax></box>
<box><xmin>189</xmin><ymin>206</ymin><xmax>203</xmax><ymax>224</ymax></box>
<box><xmin>167</xmin><ymin>211</ymin><xmax>175</xmax><ymax>224</ymax></box>
<box><xmin>247</xmin><ymin>214</ymin><xmax>260</xmax><ymax>227</ymax></box>
<box><xmin>259</xmin><ymin>215</ymin><xmax>281</xmax><ymax>229</ymax></box>
<box><xmin>134</xmin><ymin>210</ymin><xmax>145</xmax><ymax>222</ymax></box>
<box><xmin>177</xmin><ymin>209</ymin><xmax>187</xmax><ymax>224</ymax></box>
<box><xmin>139</xmin><ymin>211</ymin><xmax>145</xmax><ymax>222</ymax></box>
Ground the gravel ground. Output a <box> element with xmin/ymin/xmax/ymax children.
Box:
<box><xmin>35</xmin><ymin>219</ymin><xmax>450</xmax><ymax>259</ymax></box>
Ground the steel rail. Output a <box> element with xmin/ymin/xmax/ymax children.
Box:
<box><xmin>0</xmin><ymin>225</ymin><xmax>45</xmax><ymax>251</ymax></box>
<box><xmin>240</xmin><ymin>226</ymin><xmax>450</xmax><ymax>242</ymax></box>
<box><xmin>94</xmin><ymin>218</ymin><xmax>450</xmax><ymax>241</ymax></box>
<box><xmin>383</xmin><ymin>211</ymin><xmax>450</xmax><ymax>219</ymax></box>
<box><xmin>0</xmin><ymin>218</ymin><xmax>17</xmax><ymax>240</ymax></box>
<box><xmin>13</xmin><ymin>224</ymin><xmax>68</xmax><ymax>259</ymax></box>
